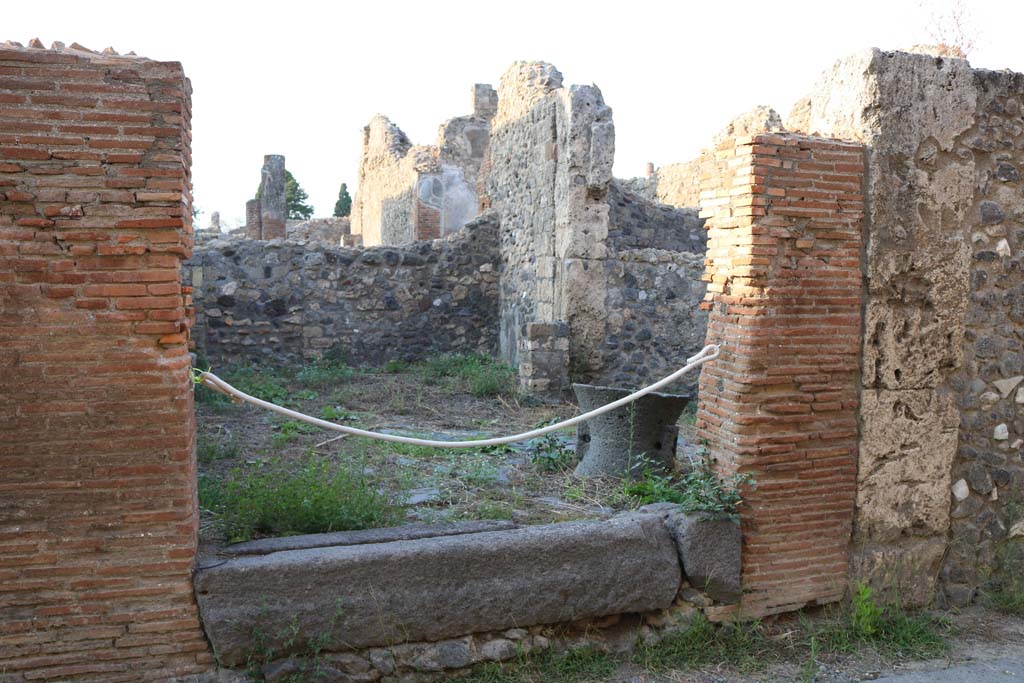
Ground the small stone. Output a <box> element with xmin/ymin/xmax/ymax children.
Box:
<box><xmin>221</xmin><ymin>280</ymin><xmax>238</xmax><ymax>296</ymax></box>
<box><xmin>966</xmin><ymin>464</ymin><xmax>994</xmax><ymax>495</ymax></box>
<box><xmin>1016</xmin><ymin>387</ymin><xmax>1024</xmax><ymax>404</ymax></box>
<box><xmin>981</xmin><ymin>200</ymin><xmax>1006</xmax><ymax>224</ymax></box>
<box><xmin>951</xmin><ymin>496</ymin><xmax>982</xmax><ymax>519</ymax></box>
<box><xmin>1010</xmin><ymin>520</ymin><xmax>1024</xmax><ymax>539</ymax></box>
<box><xmin>1012</xmin><ymin>439</ymin><xmax>1023</xmax><ymax>449</ymax></box>
<box><xmin>980</xmin><ymin>391</ymin><xmax>1001</xmax><ymax>405</ymax></box>
<box><xmin>503</xmin><ymin>628</ymin><xmax>528</xmax><ymax>640</ymax></box>
<box><xmin>996</xmin><ymin>239</ymin><xmax>1012</xmax><ymax>257</ymax></box>
<box><xmin>993</xmin><ymin>376</ymin><xmax>1024</xmax><ymax>397</ymax></box>
<box><xmin>479</xmin><ymin>639</ymin><xmax>517</xmax><ymax>662</ymax></box>
<box><xmin>531</xmin><ymin>635</ymin><xmax>550</xmax><ymax>650</ymax></box>
<box><xmin>990</xmin><ymin>488</ymin><xmax>999</xmax><ymax>501</ymax></box>
<box><xmin>995</xmin><ymin>162</ymin><xmax>1020</xmax><ymax>182</ymax></box>
<box><xmin>369</xmin><ymin>649</ymin><xmax>395</xmax><ymax>675</ymax></box>
<box><xmin>994</xmin><ymin>424</ymin><xmax>1009</xmax><ymax>440</ymax></box>
<box><xmin>952</xmin><ymin>479</ymin><xmax>970</xmax><ymax>501</ymax></box>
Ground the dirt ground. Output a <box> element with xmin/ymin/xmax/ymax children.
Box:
<box><xmin>603</xmin><ymin>607</ymin><xmax>1023</xmax><ymax>683</ymax></box>
<box><xmin>195</xmin><ymin>362</ymin><xmax>701</xmax><ymax>548</ymax></box>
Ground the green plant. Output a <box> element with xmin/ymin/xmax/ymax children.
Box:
<box><xmin>634</xmin><ymin>612</ymin><xmax>773</xmax><ymax>672</ymax></box>
<box><xmin>675</xmin><ymin>452</ymin><xmax>754</xmax><ymax>519</ymax></box>
<box><xmin>296</xmin><ymin>357</ymin><xmax>354</xmax><ymax>387</ymax></box>
<box><xmin>445</xmin><ymin>646</ymin><xmax>618</xmax><ymax>683</ymax></box>
<box><xmin>198</xmin><ymin>433</ymin><xmax>241</xmax><ymax>464</ymax></box>
<box><xmin>272</xmin><ymin>420</ymin><xmax>320</xmax><ymax>446</ymax></box>
<box><xmin>244</xmin><ymin>600</ymin><xmax>345</xmax><ymax>682</ymax></box>
<box><xmin>228</xmin><ymin>365</ymin><xmax>291</xmax><ymax>404</ymax></box>
<box><xmin>319</xmin><ymin>405</ymin><xmax>359</xmax><ymax>422</ymax></box>
<box><xmin>199</xmin><ymin>454</ymin><xmax>402</xmax><ymax>542</ymax></box>
<box><xmin>384</xmin><ymin>359</ymin><xmax>410</xmax><ymax>373</ymax></box>
<box><xmin>333</xmin><ymin>182</ymin><xmax>352</xmax><ymax>218</ymax></box>
<box><xmin>528</xmin><ymin>426</ymin><xmax>576</xmax><ymax>473</ymax></box>
<box><xmin>808</xmin><ymin>584</ymin><xmax>950</xmax><ymax>660</ymax></box>
<box><xmin>417</xmin><ymin>353</ymin><xmax>515</xmax><ymax>398</ymax></box>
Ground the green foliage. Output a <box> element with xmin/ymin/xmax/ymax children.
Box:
<box><xmin>384</xmin><ymin>359</ymin><xmax>411</xmax><ymax>373</ymax></box>
<box><xmin>295</xmin><ymin>357</ymin><xmax>355</xmax><ymax>387</ymax></box>
<box><xmin>319</xmin><ymin>405</ymin><xmax>359</xmax><ymax>421</ymax></box>
<box><xmin>675</xmin><ymin>454</ymin><xmax>754</xmax><ymax>518</ymax></box>
<box><xmin>618</xmin><ymin>453</ymin><xmax>753</xmax><ymax>519</ymax></box>
<box><xmin>808</xmin><ymin>583</ymin><xmax>950</xmax><ymax>660</ymax></box>
<box><xmin>333</xmin><ymin>182</ymin><xmax>352</xmax><ymax>218</ymax></box>
<box><xmin>271</xmin><ymin>419</ymin><xmax>320</xmax><ymax>446</ymax></box>
<box><xmin>197</xmin><ymin>433</ymin><xmax>241</xmax><ymax>464</ymax></box>
<box><xmin>445</xmin><ymin>647</ymin><xmax>618</xmax><ymax>683</ymax></box>
<box><xmin>418</xmin><ymin>353</ymin><xmax>516</xmax><ymax>398</ymax></box>
<box><xmin>227</xmin><ymin>365</ymin><xmax>291</xmax><ymax>404</ymax></box>
<box><xmin>529</xmin><ymin>435</ymin><xmax>576</xmax><ymax>473</ymax></box>
<box><xmin>198</xmin><ymin>455</ymin><xmax>401</xmax><ymax>542</ymax></box>
<box><xmin>634</xmin><ymin>612</ymin><xmax>774</xmax><ymax>672</ymax></box>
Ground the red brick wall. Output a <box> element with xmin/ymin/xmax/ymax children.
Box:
<box><xmin>0</xmin><ymin>44</ymin><xmax>212</xmax><ymax>680</ymax></box>
<box><xmin>696</xmin><ymin>134</ymin><xmax>865</xmax><ymax>617</ymax></box>
<box><xmin>415</xmin><ymin>197</ymin><xmax>441</xmax><ymax>241</ymax></box>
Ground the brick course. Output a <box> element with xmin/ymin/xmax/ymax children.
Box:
<box><xmin>696</xmin><ymin>133</ymin><xmax>865</xmax><ymax>616</ymax></box>
<box><xmin>0</xmin><ymin>43</ymin><xmax>212</xmax><ymax>681</ymax></box>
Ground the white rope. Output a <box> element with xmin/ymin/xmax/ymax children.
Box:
<box><xmin>198</xmin><ymin>344</ymin><xmax>719</xmax><ymax>449</ymax></box>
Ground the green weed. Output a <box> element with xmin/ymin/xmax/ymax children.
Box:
<box><xmin>199</xmin><ymin>455</ymin><xmax>402</xmax><ymax>542</ymax></box>
<box><xmin>384</xmin><ymin>359</ymin><xmax>411</xmax><ymax>373</ymax></box>
<box><xmin>417</xmin><ymin>353</ymin><xmax>516</xmax><ymax>398</ymax></box>
<box><xmin>197</xmin><ymin>433</ymin><xmax>241</xmax><ymax>464</ymax></box>
<box><xmin>445</xmin><ymin>646</ymin><xmax>618</xmax><ymax>683</ymax></box>
<box><xmin>634</xmin><ymin>612</ymin><xmax>774</xmax><ymax>672</ymax></box>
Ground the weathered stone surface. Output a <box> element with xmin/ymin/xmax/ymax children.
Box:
<box><xmin>572</xmin><ymin>383</ymin><xmax>690</xmax><ymax>478</ymax></box>
<box><xmin>258</xmin><ymin>154</ymin><xmax>287</xmax><ymax>240</ymax></box>
<box><xmin>185</xmin><ymin>212</ymin><xmax>500</xmax><ymax>367</ymax></box>
<box><xmin>857</xmin><ymin>389</ymin><xmax>959</xmax><ymax>541</ymax></box>
<box><xmin>220</xmin><ymin>521</ymin><xmax>517</xmax><ymax>557</ymax></box>
<box><xmin>667</xmin><ymin>513</ymin><xmax>741</xmax><ymax>604</ymax></box>
<box><xmin>194</xmin><ymin>517</ymin><xmax>681</xmax><ymax>665</ymax></box>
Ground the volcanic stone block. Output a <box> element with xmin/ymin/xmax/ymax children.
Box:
<box><xmin>194</xmin><ymin>516</ymin><xmax>681</xmax><ymax>665</ymax></box>
<box><xmin>669</xmin><ymin>512</ymin><xmax>742</xmax><ymax>603</ymax></box>
<box><xmin>573</xmin><ymin>383</ymin><xmax>690</xmax><ymax>478</ymax></box>
<box><xmin>259</xmin><ymin>154</ymin><xmax>287</xmax><ymax>239</ymax></box>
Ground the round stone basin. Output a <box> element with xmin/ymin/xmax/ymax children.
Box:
<box><xmin>572</xmin><ymin>383</ymin><xmax>691</xmax><ymax>479</ymax></box>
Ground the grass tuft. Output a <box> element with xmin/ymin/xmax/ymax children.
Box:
<box><xmin>198</xmin><ymin>454</ymin><xmax>402</xmax><ymax>542</ymax></box>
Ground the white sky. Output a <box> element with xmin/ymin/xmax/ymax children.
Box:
<box><xmin>7</xmin><ymin>1</ymin><xmax>1022</xmax><ymax>228</ymax></box>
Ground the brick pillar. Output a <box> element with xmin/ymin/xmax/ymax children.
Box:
<box><xmin>0</xmin><ymin>44</ymin><xmax>212</xmax><ymax>680</ymax></box>
<box><xmin>696</xmin><ymin>133</ymin><xmax>865</xmax><ymax>617</ymax></box>
<box><xmin>245</xmin><ymin>197</ymin><xmax>261</xmax><ymax>239</ymax></box>
<box><xmin>258</xmin><ymin>154</ymin><xmax>286</xmax><ymax>240</ymax></box>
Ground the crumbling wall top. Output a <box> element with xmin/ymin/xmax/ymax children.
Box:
<box><xmin>494</xmin><ymin>61</ymin><xmax>564</xmax><ymax>126</ymax></box>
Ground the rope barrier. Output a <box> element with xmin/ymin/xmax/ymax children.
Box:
<box><xmin>196</xmin><ymin>344</ymin><xmax>719</xmax><ymax>449</ymax></box>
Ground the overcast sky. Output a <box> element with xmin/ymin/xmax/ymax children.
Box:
<box><xmin>7</xmin><ymin>1</ymin><xmax>1022</xmax><ymax>228</ymax></box>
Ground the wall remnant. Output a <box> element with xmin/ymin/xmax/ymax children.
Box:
<box><xmin>243</xmin><ymin>154</ymin><xmax>287</xmax><ymax>240</ymax></box>
<box><xmin>188</xmin><ymin>212</ymin><xmax>500</xmax><ymax>366</ymax></box>
<box><xmin>487</xmin><ymin>61</ymin><xmax>709</xmax><ymax>395</ymax></box>
<box><xmin>696</xmin><ymin>133</ymin><xmax>866</xmax><ymax>617</ymax></box>
<box><xmin>0</xmin><ymin>41</ymin><xmax>212</xmax><ymax>681</ymax></box>
<box><xmin>790</xmin><ymin>49</ymin><xmax>1024</xmax><ymax>606</ymax></box>
<box><xmin>351</xmin><ymin>85</ymin><xmax>495</xmax><ymax>247</ymax></box>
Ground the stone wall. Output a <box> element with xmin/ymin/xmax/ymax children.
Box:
<box><xmin>0</xmin><ymin>42</ymin><xmax>212</xmax><ymax>681</ymax></box>
<box><xmin>791</xmin><ymin>49</ymin><xmax>1024</xmax><ymax>606</ymax></box>
<box><xmin>696</xmin><ymin>133</ymin><xmax>866</xmax><ymax>617</ymax></box>
<box><xmin>187</xmin><ymin>212</ymin><xmax>500</xmax><ymax>366</ymax></box>
<box><xmin>351</xmin><ymin>86</ymin><xmax>494</xmax><ymax>247</ymax></box>
<box><xmin>487</xmin><ymin>62</ymin><xmax>708</xmax><ymax>393</ymax></box>
<box><xmin>350</xmin><ymin>115</ymin><xmax>424</xmax><ymax>246</ymax></box>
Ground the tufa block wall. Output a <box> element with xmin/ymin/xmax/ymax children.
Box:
<box><xmin>0</xmin><ymin>43</ymin><xmax>212</xmax><ymax>680</ymax></box>
<box><xmin>696</xmin><ymin>133</ymin><xmax>865</xmax><ymax>617</ymax></box>
<box><xmin>791</xmin><ymin>49</ymin><xmax>1024</xmax><ymax>607</ymax></box>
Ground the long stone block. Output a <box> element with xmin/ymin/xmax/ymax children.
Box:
<box><xmin>194</xmin><ymin>516</ymin><xmax>681</xmax><ymax>665</ymax></box>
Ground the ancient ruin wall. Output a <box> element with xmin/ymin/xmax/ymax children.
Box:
<box><xmin>487</xmin><ymin>62</ymin><xmax>709</xmax><ymax>393</ymax></box>
<box><xmin>350</xmin><ymin>115</ymin><xmax>423</xmax><ymax>246</ymax></box>
<box><xmin>187</xmin><ymin>212</ymin><xmax>500</xmax><ymax>366</ymax></box>
<box><xmin>792</xmin><ymin>49</ymin><xmax>1024</xmax><ymax>606</ymax></box>
<box><xmin>0</xmin><ymin>43</ymin><xmax>212</xmax><ymax>681</ymax></box>
<box><xmin>696</xmin><ymin>133</ymin><xmax>866</xmax><ymax>617</ymax></box>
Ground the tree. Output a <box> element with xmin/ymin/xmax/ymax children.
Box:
<box><xmin>256</xmin><ymin>170</ymin><xmax>314</xmax><ymax>220</ymax></box>
<box><xmin>333</xmin><ymin>182</ymin><xmax>352</xmax><ymax>218</ymax></box>
<box><xmin>285</xmin><ymin>171</ymin><xmax>314</xmax><ymax>220</ymax></box>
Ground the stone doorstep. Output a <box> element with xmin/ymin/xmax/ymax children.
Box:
<box><xmin>194</xmin><ymin>512</ymin><xmax>741</xmax><ymax>669</ymax></box>
<box><xmin>217</xmin><ymin>520</ymin><xmax>518</xmax><ymax>558</ymax></box>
